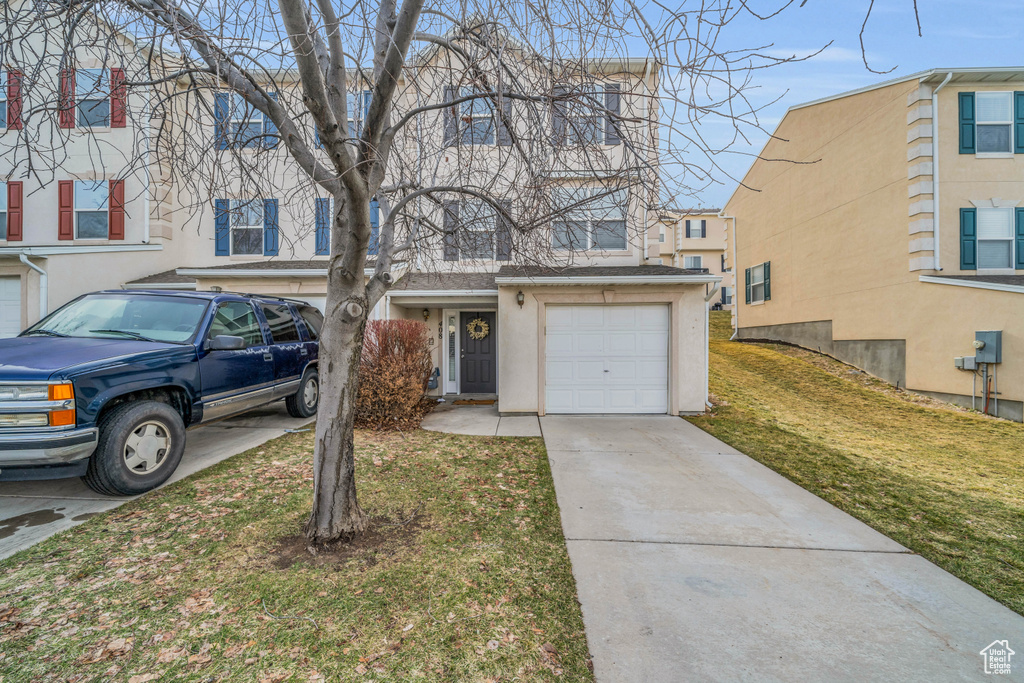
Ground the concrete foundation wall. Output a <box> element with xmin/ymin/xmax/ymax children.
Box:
<box><xmin>738</xmin><ymin>320</ymin><xmax>907</xmax><ymax>389</ymax></box>
<box><xmin>915</xmin><ymin>390</ymin><xmax>1023</xmax><ymax>423</ymax></box>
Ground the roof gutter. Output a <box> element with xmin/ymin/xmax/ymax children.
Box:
<box><xmin>494</xmin><ymin>274</ymin><xmax>721</xmax><ymax>286</ymax></box>
<box><xmin>176</xmin><ymin>268</ymin><xmax>377</xmax><ymax>278</ymax></box>
<box><xmin>931</xmin><ymin>72</ymin><xmax>953</xmax><ymax>271</ymax></box>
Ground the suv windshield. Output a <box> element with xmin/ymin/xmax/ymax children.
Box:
<box><xmin>24</xmin><ymin>294</ymin><xmax>210</xmax><ymax>344</ymax></box>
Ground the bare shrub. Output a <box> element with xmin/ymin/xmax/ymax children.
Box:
<box><xmin>356</xmin><ymin>320</ymin><xmax>433</xmax><ymax>430</ymax></box>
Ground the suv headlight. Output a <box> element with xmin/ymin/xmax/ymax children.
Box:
<box><xmin>0</xmin><ymin>385</ymin><xmax>51</xmax><ymax>401</ymax></box>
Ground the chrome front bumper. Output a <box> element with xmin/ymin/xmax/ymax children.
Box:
<box><xmin>0</xmin><ymin>428</ymin><xmax>99</xmax><ymax>467</ymax></box>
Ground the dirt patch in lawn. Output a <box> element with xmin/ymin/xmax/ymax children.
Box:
<box><xmin>272</xmin><ymin>514</ymin><xmax>427</xmax><ymax>569</ymax></box>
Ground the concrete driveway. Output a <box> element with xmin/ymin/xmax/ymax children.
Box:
<box><xmin>0</xmin><ymin>403</ymin><xmax>312</xmax><ymax>561</ymax></box>
<box><xmin>542</xmin><ymin>416</ymin><xmax>1024</xmax><ymax>682</ymax></box>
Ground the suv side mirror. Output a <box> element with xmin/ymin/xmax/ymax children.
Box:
<box><xmin>209</xmin><ymin>335</ymin><xmax>246</xmax><ymax>351</ymax></box>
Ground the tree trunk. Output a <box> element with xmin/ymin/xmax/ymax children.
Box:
<box><xmin>304</xmin><ymin>278</ymin><xmax>369</xmax><ymax>546</ymax></box>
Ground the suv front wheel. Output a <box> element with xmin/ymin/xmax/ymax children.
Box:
<box><xmin>83</xmin><ymin>401</ymin><xmax>186</xmax><ymax>496</ymax></box>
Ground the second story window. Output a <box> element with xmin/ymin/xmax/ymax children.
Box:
<box><xmin>78</xmin><ymin>69</ymin><xmax>110</xmax><ymax>127</ymax></box>
<box><xmin>685</xmin><ymin>219</ymin><xmax>706</xmax><ymax>238</ymax></box>
<box><xmin>960</xmin><ymin>91</ymin><xmax>1023</xmax><ymax>155</ymax></box>
<box><xmin>230</xmin><ymin>200</ymin><xmax>265</xmax><ymax>255</ymax></box>
<box><xmin>962</xmin><ymin>207</ymin><xmax>1017</xmax><ymax>270</ymax></box>
<box><xmin>460</xmin><ymin>89</ymin><xmax>495</xmax><ymax>145</ymax></box>
<box><xmin>551</xmin><ymin>188</ymin><xmax>627</xmax><ymax>252</ymax></box>
<box><xmin>553</xmin><ymin>83</ymin><xmax>622</xmax><ymax>146</ymax></box>
<box><xmin>75</xmin><ymin>180</ymin><xmax>110</xmax><ymax>239</ymax></box>
<box><xmin>683</xmin><ymin>255</ymin><xmax>702</xmax><ymax>270</ymax></box>
<box><xmin>314</xmin><ymin>197</ymin><xmax>379</xmax><ymax>256</ymax></box>
<box><xmin>215</xmin><ymin>92</ymin><xmax>279</xmax><ymax>149</ymax></box>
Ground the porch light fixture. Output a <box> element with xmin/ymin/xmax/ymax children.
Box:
<box><xmin>516</xmin><ymin>290</ymin><xmax>525</xmax><ymax>308</ymax></box>
<box><xmin>422</xmin><ymin>308</ymin><xmax>430</xmax><ymax>321</ymax></box>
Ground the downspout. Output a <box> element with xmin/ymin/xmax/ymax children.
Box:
<box><xmin>142</xmin><ymin>86</ymin><xmax>152</xmax><ymax>244</ymax></box>
<box><xmin>19</xmin><ymin>253</ymin><xmax>47</xmax><ymax>320</ymax></box>
<box><xmin>931</xmin><ymin>72</ymin><xmax>953</xmax><ymax>271</ymax></box>
<box><xmin>641</xmin><ymin>59</ymin><xmax>653</xmax><ymax>262</ymax></box>
<box><xmin>718</xmin><ymin>211</ymin><xmax>738</xmax><ymax>340</ymax></box>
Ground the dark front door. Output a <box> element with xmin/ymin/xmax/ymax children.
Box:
<box><xmin>460</xmin><ymin>311</ymin><xmax>497</xmax><ymax>394</ymax></box>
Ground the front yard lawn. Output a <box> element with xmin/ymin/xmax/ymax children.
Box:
<box><xmin>690</xmin><ymin>312</ymin><xmax>1024</xmax><ymax>616</ymax></box>
<box><xmin>0</xmin><ymin>429</ymin><xmax>591</xmax><ymax>681</ymax></box>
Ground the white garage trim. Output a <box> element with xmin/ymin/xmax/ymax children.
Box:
<box><xmin>0</xmin><ymin>276</ymin><xmax>23</xmax><ymax>338</ymax></box>
<box><xmin>544</xmin><ymin>304</ymin><xmax>670</xmax><ymax>414</ymax></box>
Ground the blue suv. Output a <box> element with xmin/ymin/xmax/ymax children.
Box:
<box><xmin>0</xmin><ymin>290</ymin><xmax>322</xmax><ymax>495</ymax></box>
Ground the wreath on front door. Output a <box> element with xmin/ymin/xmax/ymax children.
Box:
<box><xmin>466</xmin><ymin>318</ymin><xmax>490</xmax><ymax>340</ymax></box>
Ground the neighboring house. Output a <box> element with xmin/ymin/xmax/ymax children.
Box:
<box><xmin>654</xmin><ymin>209</ymin><xmax>734</xmax><ymax>308</ymax></box>
<box><xmin>2</xmin><ymin>21</ymin><xmax>721</xmax><ymax>417</ymax></box>
<box><xmin>726</xmin><ymin>67</ymin><xmax>1024</xmax><ymax>421</ymax></box>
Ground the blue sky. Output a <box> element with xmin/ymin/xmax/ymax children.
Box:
<box><xmin>684</xmin><ymin>0</ymin><xmax>1024</xmax><ymax>208</ymax></box>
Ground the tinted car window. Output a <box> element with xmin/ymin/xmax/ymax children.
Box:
<box><xmin>260</xmin><ymin>303</ymin><xmax>301</xmax><ymax>343</ymax></box>
<box><xmin>208</xmin><ymin>302</ymin><xmax>263</xmax><ymax>347</ymax></box>
<box><xmin>298</xmin><ymin>306</ymin><xmax>324</xmax><ymax>340</ymax></box>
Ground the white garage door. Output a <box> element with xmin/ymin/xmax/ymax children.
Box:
<box><xmin>0</xmin><ymin>277</ymin><xmax>22</xmax><ymax>338</ymax></box>
<box><xmin>545</xmin><ymin>304</ymin><xmax>669</xmax><ymax>414</ymax></box>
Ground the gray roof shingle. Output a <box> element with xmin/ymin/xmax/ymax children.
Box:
<box><xmin>391</xmin><ymin>272</ymin><xmax>498</xmax><ymax>291</ymax></box>
<box><xmin>496</xmin><ymin>264</ymin><xmax>708</xmax><ymax>278</ymax></box>
<box><xmin>124</xmin><ymin>269</ymin><xmax>197</xmax><ymax>285</ymax></box>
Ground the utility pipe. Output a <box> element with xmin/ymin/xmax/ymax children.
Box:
<box><xmin>930</xmin><ymin>72</ymin><xmax>953</xmax><ymax>271</ymax></box>
<box><xmin>641</xmin><ymin>58</ymin><xmax>653</xmax><ymax>262</ymax></box>
<box><xmin>19</xmin><ymin>253</ymin><xmax>47</xmax><ymax>320</ymax></box>
<box><xmin>718</xmin><ymin>211</ymin><xmax>738</xmax><ymax>340</ymax></box>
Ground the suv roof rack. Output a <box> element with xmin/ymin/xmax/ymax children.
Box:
<box><xmin>237</xmin><ymin>292</ymin><xmax>316</xmax><ymax>306</ymax></box>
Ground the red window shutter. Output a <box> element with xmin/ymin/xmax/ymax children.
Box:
<box><xmin>58</xmin><ymin>69</ymin><xmax>75</xmax><ymax>129</ymax></box>
<box><xmin>58</xmin><ymin>180</ymin><xmax>74</xmax><ymax>239</ymax></box>
<box><xmin>108</xmin><ymin>179</ymin><xmax>125</xmax><ymax>240</ymax></box>
<box><xmin>110</xmin><ymin>68</ymin><xmax>126</xmax><ymax>128</ymax></box>
<box><xmin>7</xmin><ymin>70</ymin><xmax>23</xmax><ymax>130</ymax></box>
<box><xmin>6</xmin><ymin>182</ymin><xmax>23</xmax><ymax>241</ymax></box>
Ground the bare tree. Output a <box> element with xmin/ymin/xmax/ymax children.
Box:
<box><xmin>3</xmin><ymin>0</ymin><xmax>817</xmax><ymax>545</ymax></box>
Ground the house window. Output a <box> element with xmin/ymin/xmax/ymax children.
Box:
<box><xmin>0</xmin><ymin>71</ymin><xmax>7</xmax><ymax>129</ymax></box>
<box><xmin>230</xmin><ymin>199</ymin><xmax>264</xmax><ymax>255</ymax></box>
<box><xmin>78</xmin><ymin>69</ymin><xmax>111</xmax><ymax>128</ymax></box>
<box><xmin>747</xmin><ymin>262</ymin><xmax>770</xmax><ymax>304</ymax></box>
<box><xmin>685</xmin><ymin>219</ymin><xmax>706</xmax><ymax>238</ymax></box>
<box><xmin>0</xmin><ymin>181</ymin><xmax>6</xmax><ymax>239</ymax></box>
<box><xmin>977</xmin><ymin>208</ymin><xmax>1014</xmax><ymax>269</ymax></box>
<box><xmin>722</xmin><ymin>286</ymin><xmax>733</xmax><ymax>305</ymax></box>
<box><xmin>683</xmin><ymin>255</ymin><xmax>702</xmax><ymax>270</ymax></box>
<box><xmin>228</xmin><ymin>93</ymin><xmax>265</xmax><ymax>148</ymax></box>
<box><xmin>551</xmin><ymin>187</ymin><xmax>628</xmax><ymax>251</ymax></box>
<box><xmin>566</xmin><ymin>86</ymin><xmax>606</xmax><ymax>145</ymax></box>
<box><xmin>75</xmin><ymin>180</ymin><xmax>109</xmax><ymax>239</ymax></box>
<box><xmin>460</xmin><ymin>201</ymin><xmax>497</xmax><ymax>259</ymax></box>
<box><xmin>315</xmin><ymin>197</ymin><xmax>379</xmax><ymax>256</ymax></box>
<box><xmin>976</xmin><ymin>93</ymin><xmax>1013</xmax><ymax>154</ymax></box>
<box><xmin>346</xmin><ymin>90</ymin><xmax>371</xmax><ymax>139</ymax></box>
<box><xmin>459</xmin><ymin>88</ymin><xmax>495</xmax><ymax>145</ymax></box>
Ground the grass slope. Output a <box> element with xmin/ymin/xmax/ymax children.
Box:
<box><xmin>690</xmin><ymin>312</ymin><xmax>1024</xmax><ymax>615</ymax></box>
<box><xmin>0</xmin><ymin>430</ymin><xmax>591</xmax><ymax>681</ymax></box>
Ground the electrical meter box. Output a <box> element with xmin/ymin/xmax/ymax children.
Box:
<box><xmin>975</xmin><ymin>331</ymin><xmax>1002</xmax><ymax>364</ymax></box>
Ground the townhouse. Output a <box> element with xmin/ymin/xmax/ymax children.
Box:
<box><xmin>1</xmin><ymin>19</ymin><xmax>721</xmax><ymax>416</ymax></box>
<box><xmin>726</xmin><ymin>68</ymin><xmax>1024</xmax><ymax>420</ymax></box>
<box><xmin>654</xmin><ymin>209</ymin><xmax>735</xmax><ymax>308</ymax></box>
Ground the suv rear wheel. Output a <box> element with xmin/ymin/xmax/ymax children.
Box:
<box><xmin>83</xmin><ymin>401</ymin><xmax>186</xmax><ymax>496</ymax></box>
<box><xmin>286</xmin><ymin>369</ymin><xmax>319</xmax><ymax>418</ymax></box>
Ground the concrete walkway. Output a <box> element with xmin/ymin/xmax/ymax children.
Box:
<box><xmin>0</xmin><ymin>403</ymin><xmax>312</xmax><ymax>561</ymax></box>
<box><xmin>541</xmin><ymin>416</ymin><xmax>1024</xmax><ymax>682</ymax></box>
<box><xmin>422</xmin><ymin>403</ymin><xmax>541</xmax><ymax>437</ymax></box>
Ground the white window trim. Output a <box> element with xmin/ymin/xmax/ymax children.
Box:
<box><xmin>974</xmin><ymin>91</ymin><xmax>1014</xmax><ymax>157</ymax></box>
<box><xmin>459</xmin><ymin>88</ymin><xmax>495</xmax><ymax>145</ymax></box>
<box><xmin>229</xmin><ymin>199</ymin><xmax>264</xmax><ymax>256</ymax></box>
<box><xmin>74</xmin><ymin>180</ymin><xmax>110</xmax><ymax>241</ymax></box>
<box><xmin>750</xmin><ymin>262</ymin><xmax>767</xmax><ymax>304</ymax></box>
<box><xmin>683</xmin><ymin>255</ymin><xmax>703</xmax><ymax>270</ymax></box>
<box><xmin>975</xmin><ymin>206</ymin><xmax>1016</xmax><ymax>271</ymax></box>
<box><xmin>460</xmin><ymin>200</ymin><xmax>497</xmax><ymax>260</ymax></box>
<box><xmin>567</xmin><ymin>85</ymin><xmax>607</xmax><ymax>146</ymax></box>
<box><xmin>77</xmin><ymin>68</ymin><xmax>112</xmax><ymax>131</ymax></box>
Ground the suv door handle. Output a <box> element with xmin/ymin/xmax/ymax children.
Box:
<box><xmin>263</xmin><ymin>352</ymin><xmax>273</xmax><ymax>362</ymax></box>
<box><xmin>300</xmin><ymin>347</ymin><xmax>308</xmax><ymax>356</ymax></box>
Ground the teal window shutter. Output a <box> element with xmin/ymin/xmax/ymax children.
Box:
<box><xmin>960</xmin><ymin>208</ymin><xmax>977</xmax><ymax>270</ymax></box>
<box><xmin>214</xmin><ymin>199</ymin><xmax>230</xmax><ymax>255</ymax></box>
<box><xmin>263</xmin><ymin>92</ymin><xmax>279</xmax><ymax>148</ymax></box>
<box><xmin>1015</xmin><ymin>92</ymin><xmax>1024</xmax><ymax>155</ymax></box>
<box><xmin>959</xmin><ymin>92</ymin><xmax>975</xmax><ymax>154</ymax></box>
<box><xmin>214</xmin><ymin>93</ymin><xmax>230</xmax><ymax>151</ymax></box>
<box><xmin>763</xmin><ymin>261</ymin><xmax>771</xmax><ymax>301</ymax></box>
<box><xmin>368</xmin><ymin>198</ymin><xmax>380</xmax><ymax>256</ymax></box>
<box><xmin>744</xmin><ymin>267</ymin><xmax>751</xmax><ymax>304</ymax></box>
<box><xmin>263</xmin><ymin>198</ymin><xmax>279</xmax><ymax>256</ymax></box>
<box><xmin>1016</xmin><ymin>208</ymin><xmax>1024</xmax><ymax>270</ymax></box>
<box><xmin>315</xmin><ymin>198</ymin><xmax>330</xmax><ymax>255</ymax></box>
